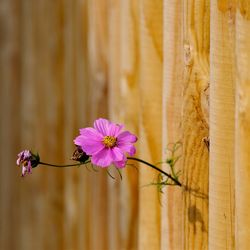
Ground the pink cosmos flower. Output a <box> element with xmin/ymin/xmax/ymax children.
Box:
<box><xmin>74</xmin><ymin>118</ymin><xmax>137</xmax><ymax>168</ymax></box>
<box><xmin>16</xmin><ymin>150</ymin><xmax>33</xmax><ymax>177</ymax></box>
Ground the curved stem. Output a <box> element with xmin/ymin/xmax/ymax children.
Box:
<box><xmin>39</xmin><ymin>160</ymin><xmax>90</xmax><ymax>168</ymax></box>
<box><xmin>127</xmin><ymin>157</ymin><xmax>181</xmax><ymax>186</ymax></box>
<box><xmin>169</xmin><ymin>164</ymin><xmax>177</xmax><ymax>180</ymax></box>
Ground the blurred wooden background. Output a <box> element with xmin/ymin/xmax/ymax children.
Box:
<box><xmin>0</xmin><ymin>0</ymin><xmax>249</xmax><ymax>250</ymax></box>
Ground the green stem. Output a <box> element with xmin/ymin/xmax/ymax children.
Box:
<box><xmin>127</xmin><ymin>157</ymin><xmax>181</xmax><ymax>186</ymax></box>
<box><xmin>169</xmin><ymin>164</ymin><xmax>177</xmax><ymax>179</ymax></box>
<box><xmin>39</xmin><ymin>160</ymin><xmax>90</xmax><ymax>168</ymax></box>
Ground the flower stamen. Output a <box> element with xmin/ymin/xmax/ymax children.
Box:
<box><xmin>103</xmin><ymin>136</ymin><xmax>117</xmax><ymax>148</ymax></box>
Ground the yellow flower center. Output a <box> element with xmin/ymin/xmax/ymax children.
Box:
<box><xmin>103</xmin><ymin>136</ymin><xmax>117</xmax><ymax>148</ymax></box>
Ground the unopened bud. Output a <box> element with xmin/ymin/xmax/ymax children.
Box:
<box><xmin>71</xmin><ymin>146</ymin><xmax>89</xmax><ymax>163</ymax></box>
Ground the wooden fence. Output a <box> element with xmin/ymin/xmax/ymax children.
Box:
<box><xmin>0</xmin><ymin>0</ymin><xmax>249</xmax><ymax>249</ymax></box>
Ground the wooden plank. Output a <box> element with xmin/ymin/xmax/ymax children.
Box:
<box><xmin>107</xmin><ymin>1</ymin><xmax>122</xmax><ymax>250</ymax></box>
<box><xmin>62</xmin><ymin>1</ymin><xmax>79</xmax><ymax>249</ymax></box>
<box><xmin>235</xmin><ymin>2</ymin><xmax>250</xmax><ymax>249</ymax></box>
<box><xmin>19</xmin><ymin>1</ymin><xmax>67</xmax><ymax>249</ymax></box>
<box><xmin>119</xmin><ymin>0</ymin><xmax>140</xmax><ymax>249</ymax></box>
<box><xmin>87</xmin><ymin>0</ymin><xmax>109</xmax><ymax>249</ymax></box>
<box><xmin>87</xmin><ymin>0</ymin><xmax>108</xmax><ymax>119</ymax></box>
<box><xmin>209</xmin><ymin>1</ymin><xmax>236</xmax><ymax>249</ymax></box>
<box><xmin>73</xmin><ymin>1</ymin><xmax>91</xmax><ymax>249</ymax></box>
<box><xmin>108</xmin><ymin>1</ymin><xmax>140</xmax><ymax>249</ymax></box>
<box><xmin>0</xmin><ymin>1</ymin><xmax>21</xmax><ymax>249</ymax></box>
<box><xmin>62</xmin><ymin>1</ymin><xmax>90</xmax><ymax>249</ymax></box>
<box><xmin>138</xmin><ymin>0</ymin><xmax>163</xmax><ymax>249</ymax></box>
<box><xmin>182</xmin><ymin>0</ymin><xmax>210</xmax><ymax>249</ymax></box>
<box><xmin>161</xmin><ymin>0</ymin><xmax>183</xmax><ymax>249</ymax></box>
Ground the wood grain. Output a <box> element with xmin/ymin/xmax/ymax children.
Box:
<box><xmin>19</xmin><ymin>1</ymin><xmax>66</xmax><ymax>249</ymax></box>
<box><xmin>119</xmin><ymin>1</ymin><xmax>140</xmax><ymax>249</ymax></box>
<box><xmin>62</xmin><ymin>1</ymin><xmax>90</xmax><ymax>249</ymax></box>
<box><xmin>87</xmin><ymin>0</ymin><xmax>109</xmax><ymax>249</ymax></box>
<box><xmin>107</xmin><ymin>0</ymin><xmax>122</xmax><ymax>249</ymax></box>
<box><xmin>162</xmin><ymin>0</ymin><xmax>183</xmax><ymax>249</ymax></box>
<box><xmin>0</xmin><ymin>1</ymin><xmax>21</xmax><ymax>249</ymax></box>
<box><xmin>209</xmin><ymin>1</ymin><xmax>236</xmax><ymax>249</ymax></box>
<box><xmin>2</xmin><ymin>1</ymin><xmax>250</xmax><ymax>249</ymax></box>
<box><xmin>108</xmin><ymin>1</ymin><xmax>140</xmax><ymax>249</ymax></box>
<box><xmin>182</xmin><ymin>0</ymin><xmax>210</xmax><ymax>249</ymax></box>
<box><xmin>235</xmin><ymin>2</ymin><xmax>250</xmax><ymax>249</ymax></box>
<box><xmin>138</xmin><ymin>0</ymin><xmax>163</xmax><ymax>249</ymax></box>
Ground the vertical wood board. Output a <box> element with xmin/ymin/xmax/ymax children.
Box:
<box><xmin>235</xmin><ymin>2</ymin><xmax>250</xmax><ymax>249</ymax></box>
<box><xmin>162</xmin><ymin>0</ymin><xmax>184</xmax><ymax>249</ymax></box>
<box><xmin>182</xmin><ymin>0</ymin><xmax>210</xmax><ymax>249</ymax></box>
<box><xmin>209</xmin><ymin>1</ymin><xmax>236</xmax><ymax>249</ymax></box>
<box><xmin>138</xmin><ymin>0</ymin><xmax>163</xmax><ymax>249</ymax></box>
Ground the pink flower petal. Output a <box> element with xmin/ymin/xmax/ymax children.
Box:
<box><xmin>94</xmin><ymin>118</ymin><xmax>124</xmax><ymax>137</ymax></box>
<box><xmin>114</xmin><ymin>161</ymin><xmax>126</xmax><ymax>168</ymax></box>
<box><xmin>91</xmin><ymin>147</ymin><xmax>125</xmax><ymax>167</ymax></box>
<box><xmin>114</xmin><ymin>154</ymin><xmax>127</xmax><ymax>168</ymax></box>
<box><xmin>91</xmin><ymin>148</ymin><xmax>113</xmax><ymax>167</ymax></box>
<box><xmin>117</xmin><ymin>131</ymin><xmax>137</xmax><ymax>143</ymax></box>
<box><xmin>74</xmin><ymin>135</ymin><xmax>104</xmax><ymax>155</ymax></box>
<box><xmin>22</xmin><ymin>166</ymin><xmax>27</xmax><ymax>176</ymax></box>
<box><xmin>109</xmin><ymin>123</ymin><xmax>124</xmax><ymax>137</ymax></box>
<box><xmin>23</xmin><ymin>150</ymin><xmax>31</xmax><ymax>158</ymax></box>
<box><xmin>117</xmin><ymin>143</ymin><xmax>136</xmax><ymax>156</ymax></box>
<box><xmin>93</xmin><ymin>118</ymin><xmax>111</xmax><ymax>136</ymax></box>
<box><xmin>110</xmin><ymin>147</ymin><xmax>124</xmax><ymax>161</ymax></box>
<box><xmin>27</xmin><ymin>161</ymin><xmax>32</xmax><ymax>173</ymax></box>
<box><xmin>79</xmin><ymin>127</ymin><xmax>103</xmax><ymax>141</ymax></box>
<box><xmin>16</xmin><ymin>158</ymin><xmax>21</xmax><ymax>165</ymax></box>
<box><xmin>74</xmin><ymin>128</ymin><xmax>104</xmax><ymax>155</ymax></box>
